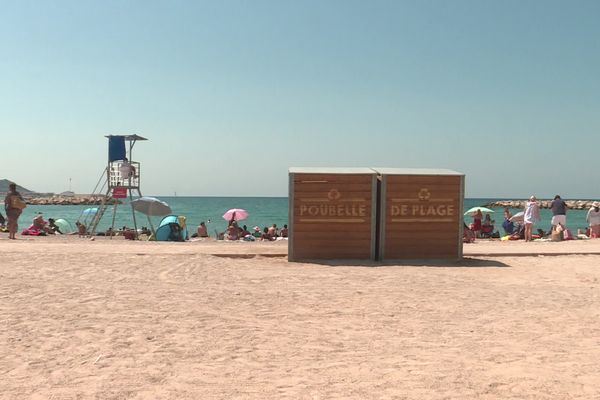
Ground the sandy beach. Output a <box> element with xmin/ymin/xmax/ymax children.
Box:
<box><xmin>1</xmin><ymin>236</ymin><xmax>600</xmax><ymax>399</ymax></box>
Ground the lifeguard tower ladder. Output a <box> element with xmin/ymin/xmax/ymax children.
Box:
<box><xmin>88</xmin><ymin>134</ymin><xmax>150</xmax><ymax>238</ymax></box>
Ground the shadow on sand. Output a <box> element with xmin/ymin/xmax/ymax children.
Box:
<box><xmin>295</xmin><ymin>257</ymin><xmax>510</xmax><ymax>268</ymax></box>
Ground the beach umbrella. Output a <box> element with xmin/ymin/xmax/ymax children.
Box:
<box><xmin>54</xmin><ymin>218</ymin><xmax>74</xmax><ymax>234</ymax></box>
<box><xmin>509</xmin><ymin>211</ymin><xmax>525</xmax><ymax>223</ymax></box>
<box><xmin>464</xmin><ymin>206</ymin><xmax>495</xmax><ymax>216</ymax></box>
<box><xmin>130</xmin><ymin>197</ymin><xmax>172</xmax><ymax>238</ymax></box>
<box><xmin>222</xmin><ymin>208</ymin><xmax>249</xmax><ymax>222</ymax></box>
<box><xmin>82</xmin><ymin>207</ymin><xmax>98</xmax><ymax>215</ymax></box>
<box><xmin>131</xmin><ymin>197</ymin><xmax>172</xmax><ymax>216</ymax></box>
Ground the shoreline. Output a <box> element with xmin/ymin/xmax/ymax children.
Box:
<box><xmin>12</xmin><ymin>196</ymin><xmax>600</xmax><ymax>208</ymax></box>
<box><xmin>3</xmin><ymin>234</ymin><xmax>600</xmax><ymax>258</ymax></box>
<box><xmin>485</xmin><ymin>199</ymin><xmax>597</xmax><ymax>210</ymax></box>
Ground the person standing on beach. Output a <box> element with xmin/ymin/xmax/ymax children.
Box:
<box><xmin>550</xmin><ymin>195</ymin><xmax>567</xmax><ymax>229</ymax></box>
<box><xmin>4</xmin><ymin>182</ymin><xmax>26</xmax><ymax>240</ymax></box>
<box><xmin>471</xmin><ymin>209</ymin><xmax>483</xmax><ymax>238</ymax></box>
<box><xmin>586</xmin><ymin>202</ymin><xmax>600</xmax><ymax>238</ymax></box>
<box><xmin>523</xmin><ymin>195</ymin><xmax>541</xmax><ymax>242</ymax></box>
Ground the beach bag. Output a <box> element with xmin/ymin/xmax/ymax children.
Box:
<box><xmin>551</xmin><ymin>231</ymin><xmax>562</xmax><ymax>242</ymax></box>
<box><xmin>10</xmin><ymin>195</ymin><xmax>27</xmax><ymax>210</ymax></box>
<box><xmin>551</xmin><ymin>226</ymin><xmax>563</xmax><ymax>242</ymax></box>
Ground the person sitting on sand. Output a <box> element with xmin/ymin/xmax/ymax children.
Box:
<box><xmin>22</xmin><ymin>214</ymin><xmax>50</xmax><ymax>236</ymax></box>
<box><xmin>509</xmin><ymin>223</ymin><xmax>525</xmax><ymax>240</ymax></box>
<box><xmin>260</xmin><ymin>227</ymin><xmax>273</xmax><ymax>241</ymax></box>
<box><xmin>33</xmin><ymin>215</ymin><xmax>45</xmax><ymax>229</ymax></box>
<box><xmin>268</xmin><ymin>224</ymin><xmax>278</xmax><ymax>238</ymax></box>
<box><xmin>280</xmin><ymin>224</ymin><xmax>288</xmax><ymax>238</ymax></box>
<box><xmin>226</xmin><ymin>225</ymin><xmax>239</xmax><ymax>240</ymax></box>
<box><xmin>502</xmin><ymin>208</ymin><xmax>515</xmax><ymax>234</ymax></box>
<box><xmin>47</xmin><ymin>218</ymin><xmax>63</xmax><ymax>234</ymax></box>
<box><xmin>463</xmin><ymin>223</ymin><xmax>475</xmax><ymax>243</ymax></box>
<box><xmin>197</xmin><ymin>221</ymin><xmax>209</xmax><ymax>238</ymax></box>
<box><xmin>252</xmin><ymin>226</ymin><xmax>262</xmax><ymax>238</ymax></box>
<box><xmin>481</xmin><ymin>214</ymin><xmax>495</xmax><ymax>238</ymax></box>
<box><xmin>586</xmin><ymin>201</ymin><xmax>600</xmax><ymax>238</ymax></box>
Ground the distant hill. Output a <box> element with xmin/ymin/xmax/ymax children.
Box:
<box><xmin>0</xmin><ymin>179</ymin><xmax>35</xmax><ymax>194</ymax></box>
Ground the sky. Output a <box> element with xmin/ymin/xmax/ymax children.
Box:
<box><xmin>1</xmin><ymin>0</ymin><xmax>599</xmax><ymax>198</ymax></box>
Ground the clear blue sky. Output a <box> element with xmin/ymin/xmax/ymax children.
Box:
<box><xmin>1</xmin><ymin>0</ymin><xmax>599</xmax><ymax>198</ymax></box>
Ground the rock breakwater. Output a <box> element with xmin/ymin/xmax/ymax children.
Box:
<box><xmin>484</xmin><ymin>200</ymin><xmax>597</xmax><ymax>210</ymax></box>
<box><xmin>24</xmin><ymin>195</ymin><xmax>121</xmax><ymax>206</ymax></box>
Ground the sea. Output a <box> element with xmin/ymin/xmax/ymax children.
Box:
<box><xmin>14</xmin><ymin>197</ymin><xmax>594</xmax><ymax>234</ymax></box>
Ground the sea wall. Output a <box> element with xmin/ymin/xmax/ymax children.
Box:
<box><xmin>484</xmin><ymin>200</ymin><xmax>596</xmax><ymax>210</ymax></box>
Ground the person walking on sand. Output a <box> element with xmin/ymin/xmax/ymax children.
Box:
<box><xmin>550</xmin><ymin>194</ymin><xmax>568</xmax><ymax>229</ymax></box>
<box><xmin>4</xmin><ymin>182</ymin><xmax>26</xmax><ymax>240</ymax></box>
<box><xmin>523</xmin><ymin>195</ymin><xmax>541</xmax><ymax>242</ymax></box>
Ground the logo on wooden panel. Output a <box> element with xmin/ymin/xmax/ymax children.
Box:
<box><xmin>390</xmin><ymin>188</ymin><xmax>455</xmax><ymax>223</ymax></box>
<box><xmin>297</xmin><ymin>188</ymin><xmax>367</xmax><ymax>223</ymax></box>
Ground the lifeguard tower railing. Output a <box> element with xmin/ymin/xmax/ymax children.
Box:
<box><xmin>108</xmin><ymin>160</ymin><xmax>141</xmax><ymax>189</ymax></box>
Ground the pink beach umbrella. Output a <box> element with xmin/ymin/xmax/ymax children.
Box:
<box><xmin>222</xmin><ymin>208</ymin><xmax>249</xmax><ymax>222</ymax></box>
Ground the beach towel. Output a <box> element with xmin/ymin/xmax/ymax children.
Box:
<box><xmin>21</xmin><ymin>226</ymin><xmax>45</xmax><ymax>236</ymax></box>
<box><xmin>563</xmin><ymin>229</ymin><xmax>574</xmax><ymax>240</ymax></box>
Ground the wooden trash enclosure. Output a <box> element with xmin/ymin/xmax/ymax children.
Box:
<box><xmin>288</xmin><ymin>168</ymin><xmax>378</xmax><ymax>261</ymax></box>
<box><xmin>375</xmin><ymin>168</ymin><xmax>464</xmax><ymax>261</ymax></box>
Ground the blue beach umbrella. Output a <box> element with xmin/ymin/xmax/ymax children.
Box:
<box><xmin>54</xmin><ymin>218</ymin><xmax>74</xmax><ymax>234</ymax></box>
<box><xmin>82</xmin><ymin>207</ymin><xmax>98</xmax><ymax>215</ymax></box>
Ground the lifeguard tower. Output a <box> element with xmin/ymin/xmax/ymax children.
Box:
<box><xmin>86</xmin><ymin>134</ymin><xmax>149</xmax><ymax>237</ymax></box>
